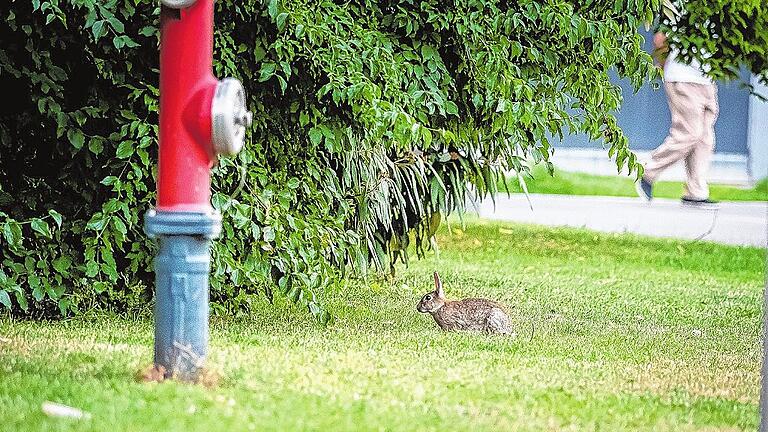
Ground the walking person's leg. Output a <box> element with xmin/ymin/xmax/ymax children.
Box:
<box><xmin>637</xmin><ymin>82</ymin><xmax>703</xmax><ymax>200</ymax></box>
<box><xmin>682</xmin><ymin>84</ymin><xmax>719</xmax><ymax>205</ymax></box>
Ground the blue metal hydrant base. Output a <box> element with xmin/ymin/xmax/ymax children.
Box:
<box><xmin>145</xmin><ymin>210</ymin><xmax>221</xmax><ymax>381</ymax></box>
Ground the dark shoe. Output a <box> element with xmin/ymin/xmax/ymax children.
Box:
<box><xmin>635</xmin><ymin>177</ymin><xmax>653</xmax><ymax>201</ymax></box>
<box><xmin>681</xmin><ymin>196</ymin><xmax>719</xmax><ymax>208</ymax></box>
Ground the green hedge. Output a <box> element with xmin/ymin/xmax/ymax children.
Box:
<box><xmin>0</xmin><ymin>0</ymin><xmax>665</xmax><ymax>320</ymax></box>
<box><xmin>660</xmin><ymin>0</ymin><xmax>767</xmax><ymax>86</ymax></box>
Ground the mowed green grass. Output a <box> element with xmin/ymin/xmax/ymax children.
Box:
<box><xmin>502</xmin><ymin>165</ymin><xmax>768</xmax><ymax>201</ymax></box>
<box><xmin>1</xmin><ymin>220</ymin><xmax>764</xmax><ymax>431</ymax></box>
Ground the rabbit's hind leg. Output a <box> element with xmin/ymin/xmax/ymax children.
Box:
<box><xmin>486</xmin><ymin>308</ymin><xmax>512</xmax><ymax>335</ymax></box>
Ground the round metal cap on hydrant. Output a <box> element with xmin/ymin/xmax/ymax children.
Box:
<box><xmin>212</xmin><ymin>78</ymin><xmax>252</xmax><ymax>156</ymax></box>
<box><xmin>160</xmin><ymin>0</ymin><xmax>197</xmax><ymax>9</ymax></box>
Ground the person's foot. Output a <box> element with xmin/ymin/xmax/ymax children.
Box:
<box><xmin>635</xmin><ymin>176</ymin><xmax>653</xmax><ymax>201</ymax></box>
<box><xmin>681</xmin><ymin>196</ymin><xmax>719</xmax><ymax>208</ymax></box>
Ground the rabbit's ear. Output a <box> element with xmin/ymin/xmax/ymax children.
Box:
<box><xmin>434</xmin><ymin>272</ymin><xmax>444</xmax><ymax>297</ymax></box>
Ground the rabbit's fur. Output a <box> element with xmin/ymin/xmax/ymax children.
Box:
<box><xmin>417</xmin><ymin>272</ymin><xmax>512</xmax><ymax>335</ymax></box>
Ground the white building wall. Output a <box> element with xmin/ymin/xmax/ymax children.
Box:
<box><xmin>748</xmin><ymin>76</ymin><xmax>768</xmax><ymax>181</ymax></box>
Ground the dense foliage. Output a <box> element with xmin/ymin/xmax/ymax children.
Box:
<box><xmin>660</xmin><ymin>0</ymin><xmax>767</xmax><ymax>85</ymax></box>
<box><xmin>1</xmin><ymin>0</ymin><xmax>678</xmax><ymax>320</ymax></box>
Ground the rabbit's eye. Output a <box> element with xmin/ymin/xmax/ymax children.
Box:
<box><xmin>424</xmin><ymin>295</ymin><xmax>432</xmax><ymax>301</ymax></box>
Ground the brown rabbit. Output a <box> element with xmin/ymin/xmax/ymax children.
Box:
<box><xmin>417</xmin><ymin>272</ymin><xmax>513</xmax><ymax>335</ymax></box>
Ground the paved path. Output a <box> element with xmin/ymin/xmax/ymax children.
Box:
<box><xmin>476</xmin><ymin>194</ymin><xmax>768</xmax><ymax>248</ymax></box>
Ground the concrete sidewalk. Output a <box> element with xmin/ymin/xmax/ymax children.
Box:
<box><xmin>476</xmin><ymin>194</ymin><xmax>768</xmax><ymax>248</ymax></box>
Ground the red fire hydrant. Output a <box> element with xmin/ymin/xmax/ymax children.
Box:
<box><xmin>145</xmin><ymin>0</ymin><xmax>251</xmax><ymax>380</ymax></box>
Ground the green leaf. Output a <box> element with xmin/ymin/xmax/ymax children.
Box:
<box><xmin>263</xmin><ymin>226</ymin><xmax>275</xmax><ymax>242</ymax></box>
<box><xmin>0</xmin><ymin>290</ymin><xmax>10</xmax><ymax>309</ymax></box>
<box><xmin>3</xmin><ymin>221</ymin><xmax>22</xmax><ymax>246</ymax></box>
<box><xmin>276</xmin><ymin>12</ymin><xmax>289</xmax><ymax>31</ymax></box>
<box><xmin>108</xmin><ymin>17</ymin><xmax>124</xmax><ymax>33</ymax></box>
<box><xmin>14</xmin><ymin>290</ymin><xmax>28</xmax><ymax>311</ymax></box>
<box><xmin>122</xmin><ymin>36</ymin><xmax>139</xmax><ymax>48</ymax></box>
<box><xmin>48</xmin><ymin>209</ymin><xmax>62</xmax><ymax>228</ymax></box>
<box><xmin>85</xmin><ymin>260</ymin><xmax>99</xmax><ymax>277</ymax></box>
<box><xmin>277</xmin><ymin>75</ymin><xmax>287</xmax><ymax>94</ymax></box>
<box><xmin>421</xmin><ymin>128</ymin><xmax>432</xmax><ymax>146</ymax></box>
<box><xmin>116</xmin><ymin>141</ymin><xmax>133</xmax><ymax>158</ymax></box>
<box><xmin>139</xmin><ymin>26</ymin><xmax>155</xmax><ymax>37</ymax></box>
<box><xmin>112</xmin><ymin>218</ymin><xmax>127</xmax><ymax>235</ymax></box>
<box><xmin>119</xmin><ymin>110</ymin><xmax>137</xmax><ymax>120</ymax></box>
<box><xmin>31</xmin><ymin>282</ymin><xmax>44</xmax><ymax>302</ymax></box>
<box><xmin>258</xmin><ymin>63</ymin><xmax>276</xmax><ymax>82</ymax></box>
<box><xmin>91</xmin><ymin>20</ymin><xmax>105</xmax><ymax>40</ymax></box>
<box><xmin>88</xmin><ymin>138</ymin><xmax>104</xmax><ymax>155</ymax></box>
<box><xmin>30</xmin><ymin>218</ymin><xmax>52</xmax><ymax>238</ymax></box>
<box><xmin>250</xmin><ymin>223</ymin><xmax>261</xmax><ymax>240</ymax></box>
<box><xmin>137</xmin><ymin>148</ymin><xmax>149</xmax><ymax>167</ymax></box>
<box><xmin>86</xmin><ymin>213</ymin><xmax>109</xmax><ymax>231</ymax></box>
<box><xmin>67</xmin><ymin>129</ymin><xmax>84</xmax><ymax>149</ymax></box>
<box><xmin>100</xmin><ymin>176</ymin><xmax>119</xmax><ymax>186</ymax></box>
<box><xmin>93</xmin><ymin>281</ymin><xmax>108</xmax><ymax>294</ymax></box>
<box><xmin>445</xmin><ymin>101</ymin><xmax>459</xmax><ymax>116</ymax></box>
<box><xmin>52</xmin><ymin>256</ymin><xmax>72</xmax><ymax>273</ymax></box>
<box><xmin>308</xmin><ymin>301</ymin><xmax>320</xmax><ymax>316</ymax></box>
<box><xmin>58</xmin><ymin>298</ymin><xmax>71</xmax><ymax>316</ymax></box>
<box><xmin>299</xmin><ymin>111</ymin><xmax>309</xmax><ymax>127</ymax></box>
<box><xmin>31</xmin><ymin>289</ymin><xmax>44</xmax><ymax>302</ymax></box>
<box><xmin>308</xmin><ymin>127</ymin><xmax>323</xmax><ymax>146</ymax></box>
<box><xmin>267</xmin><ymin>0</ymin><xmax>279</xmax><ymax>19</ymax></box>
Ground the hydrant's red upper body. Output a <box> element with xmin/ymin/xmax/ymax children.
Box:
<box><xmin>158</xmin><ymin>1</ymin><xmax>218</xmax><ymax>212</ymax></box>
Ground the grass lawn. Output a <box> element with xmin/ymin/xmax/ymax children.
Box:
<box><xmin>1</xmin><ymin>220</ymin><xmax>764</xmax><ymax>431</ymax></box>
<box><xmin>502</xmin><ymin>165</ymin><xmax>768</xmax><ymax>201</ymax></box>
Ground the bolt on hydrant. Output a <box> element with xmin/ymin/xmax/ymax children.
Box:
<box><xmin>144</xmin><ymin>0</ymin><xmax>252</xmax><ymax>381</ymax></box>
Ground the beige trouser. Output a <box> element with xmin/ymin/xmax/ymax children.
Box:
<box><xmin>643</xmin><ymin>82</ymin><xmax>719</xmax><ymax>199</ymax></box>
